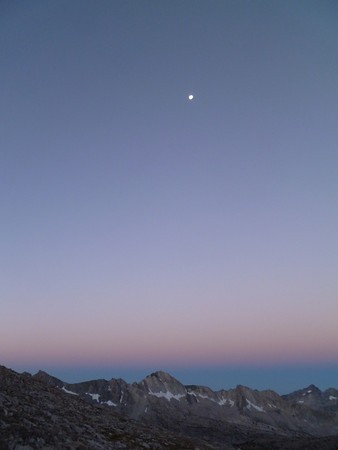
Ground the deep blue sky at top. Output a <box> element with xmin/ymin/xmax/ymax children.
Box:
<box><xmin>1</xmin><ymin>1</ymin><xmax>338</xmax><ymax>391</ymax></box>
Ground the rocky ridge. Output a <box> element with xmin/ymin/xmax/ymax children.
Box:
<box><xmin>1</xmin><ymin>365</ymin><xmax>338</xmax><ymax>449</ymax></box>
<box><xmin>35</xmin><ymin>369</ymin><xmax>338</xmax><ymax>437</ymax></box>
<box><xmin>0</xmin><ymin>366</ymin><xmax>205</xmax><ymax>449</ymax></box>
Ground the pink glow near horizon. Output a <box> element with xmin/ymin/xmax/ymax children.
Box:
<box><xmin>3</xmin><ymin>297</ymin><xmax>338</xmax><ymax>368</ymax></box>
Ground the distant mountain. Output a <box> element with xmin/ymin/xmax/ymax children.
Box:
<box><xmin>282</xmin><ymin>384</ymin><xmax>338</xmax><ymax>412</ymax></box>
<box><xmin>1</xmin><ymin>364</ymin><xmax>338</xmax><ymax>449</ymax></box>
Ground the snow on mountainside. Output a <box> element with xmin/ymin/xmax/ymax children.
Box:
<box><xmin>0</xmin><ymin>365</ymin><xmax>199</xmax><ymax>449</ymax></box>
<box><xmin>283</xmin><ymin>384</ymin><xmax>338</xmax><ymax>413</ymax></box>
<box><xmin>2</xmin><ymin>365</ymin><xmax>338</xmax><ymax>449</ymax></box>
<box><xmin>33</xmin><ymin>369</ymin><xmax>338</xmax><ymax>439</ymax></box>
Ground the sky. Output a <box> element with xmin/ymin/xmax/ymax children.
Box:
<box><xmin>1</xmin><ymin>0</ymin><xmax>338</xmax><ymax>394</ymax></box>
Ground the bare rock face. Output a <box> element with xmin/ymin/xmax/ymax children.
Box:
<box><xmin>1</xmin><ymin>364</ymin><xmax>338</xmax><ymax>449</ymax></box>
<box><xmin>283</xmin><ymin>384</ymin><xmax>338</xmax><ymax>412</ymax></box>
<box><xmin>59</xmin><ymin>370</ymin><xmax>338</xmax><ymax>441</ymax></box>
<box><xmin>139</xmin><ymin>371</ymin><xmax>187</xmax><ymax>398</ymax></box>
<box><xmin>0</xmin><ymin>365</ymin><xmax>204</xmax><ymax>449</ymax></box>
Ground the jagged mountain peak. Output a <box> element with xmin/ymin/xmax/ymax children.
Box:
<box><xmin>139</xmin><ymin>370</ymin><xmax>186</xmax><ymax>398</ymax></box>
<box><xmin>33</xmin><ymin>370</ymin><xmax>64</xmax><ymax>387</ymax></box>
<box><xmin>142</xmin><ymin>370</ymin><xmax>182</xmax><ymax>387</ymax></box>
<box><xmin>324</xmin><ymin>387</ymin><xmax>338</xmax><ymax>397</ymax></box>
<box><xmin>148</xmin><ymin>370</ymin><xmax>179</xmax><ymax>382</ymax></box>
<box><xmin>235</xmin><ymin>384</ymin><xmax>256</xmax><ymax>393</ymax></box>
<box><xmin>283</xmin><ymin>384</ymin><xmax>322</xmax><ymax>402</ymax></box>
<box><xmin>303</xmin><ymin>384</ymin><xmax>321</xmax><ymax>394</ymax></box>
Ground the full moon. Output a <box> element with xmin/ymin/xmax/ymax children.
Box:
<box><xmin>188</xmin><ymin>94</ymin><xmax>194</xmax><ymax>100</ymax></box>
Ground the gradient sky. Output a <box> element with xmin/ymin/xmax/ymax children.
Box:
<box><xmin>1</xmin><ymin>0</ymin><xmax>338</xmax><ymax>392</ymax></box>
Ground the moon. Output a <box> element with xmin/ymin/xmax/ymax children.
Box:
<box><xmin>188</xmin><ymin>94</ymin><xmax>194</xmax><ymax>100</ymax></box>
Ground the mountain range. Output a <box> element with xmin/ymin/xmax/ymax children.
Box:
<box><xmin>1</xmin><ymin>364</ymin><xmax>338</xmax><ymax>449</ymax></box>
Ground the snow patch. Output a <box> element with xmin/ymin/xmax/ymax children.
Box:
<box><xmin>148</xmin><ymin>389</ymin><xmax>185</xmax><ymax>401</ymax></box>
<box><xmin>87</xmin><ymin>393</ymin><xmax>100</xmax><ymax>402</ymax></box>
<box><xmin>102</xmin><ymin>400</ymin><xmax>117</xmax><ymax>407</ymax></box>
<box><xmin>218</xmin><ymin>398</ymin><xmax>234</xmax><ymax>407</ymax></box>
<box><xmin>187</xmin><ymin>391</ymin><xmax>197</xmax><ymax>397</ymax></box>
<box><xmin>61</xmin><ymin>387</ymin><xmax>78</xmax><ymax>396</ymax></box>
<box><xmin>187</xmin><ymin>392</ymin><xmax>200</xmax><ymax>402</ymax></box>
<box><xmin>195</xmin><ymin>393</ymin><xmax>216</xmax><ymax>403</ymax></box>
<box><xmin>187</xmin><ymin>392</ymin><xmax>217</xmax><ymax>403</ymax></box>
<box><xmin>246</xmin><ymin>399</ymin><xmax>265</xmax><ymax>412</ymax></box>
<box><xmin>187</xmin><ymin>391</ymin><xmax>234</xmax><ymax>406</ymax></box>
<box><xmin>329</xmin><ymin>396</ymin><xmax>337</xmax><ymax>401</ymax></box>
<box><xmin>298</xmin><ymin>400</ymin><xmax>304</xmax><ymax>404</ymax></box>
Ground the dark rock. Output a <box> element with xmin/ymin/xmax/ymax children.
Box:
<box><xmin>1</xmin><ymin>364</ymin><xmax>338</xmax><ymax>449</ymax></box>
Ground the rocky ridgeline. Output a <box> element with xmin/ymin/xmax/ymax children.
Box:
<box><xmin>0</xmin><ymin>366</ymin><xmax>204</xmax><ymax>449</ymax></box>
<box><xmin>34</xmin><ymin>369</ymin><xmax>338</xmax><ymax>437</ymax></box>
<box><xmin>1</xmin><ymin>365</ymin><xmax>338</xmax><ymax>449</ymax></box>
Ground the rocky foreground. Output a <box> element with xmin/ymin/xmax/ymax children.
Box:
<box><xmin>1</xmin><ymin>365</ymin><xmax>338</xmax><ymax>449</ymax></box>
<box><xmin>0</xmin><ymin>366</ymin><xmax>206</xmax><ymax>449</ymax></box>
